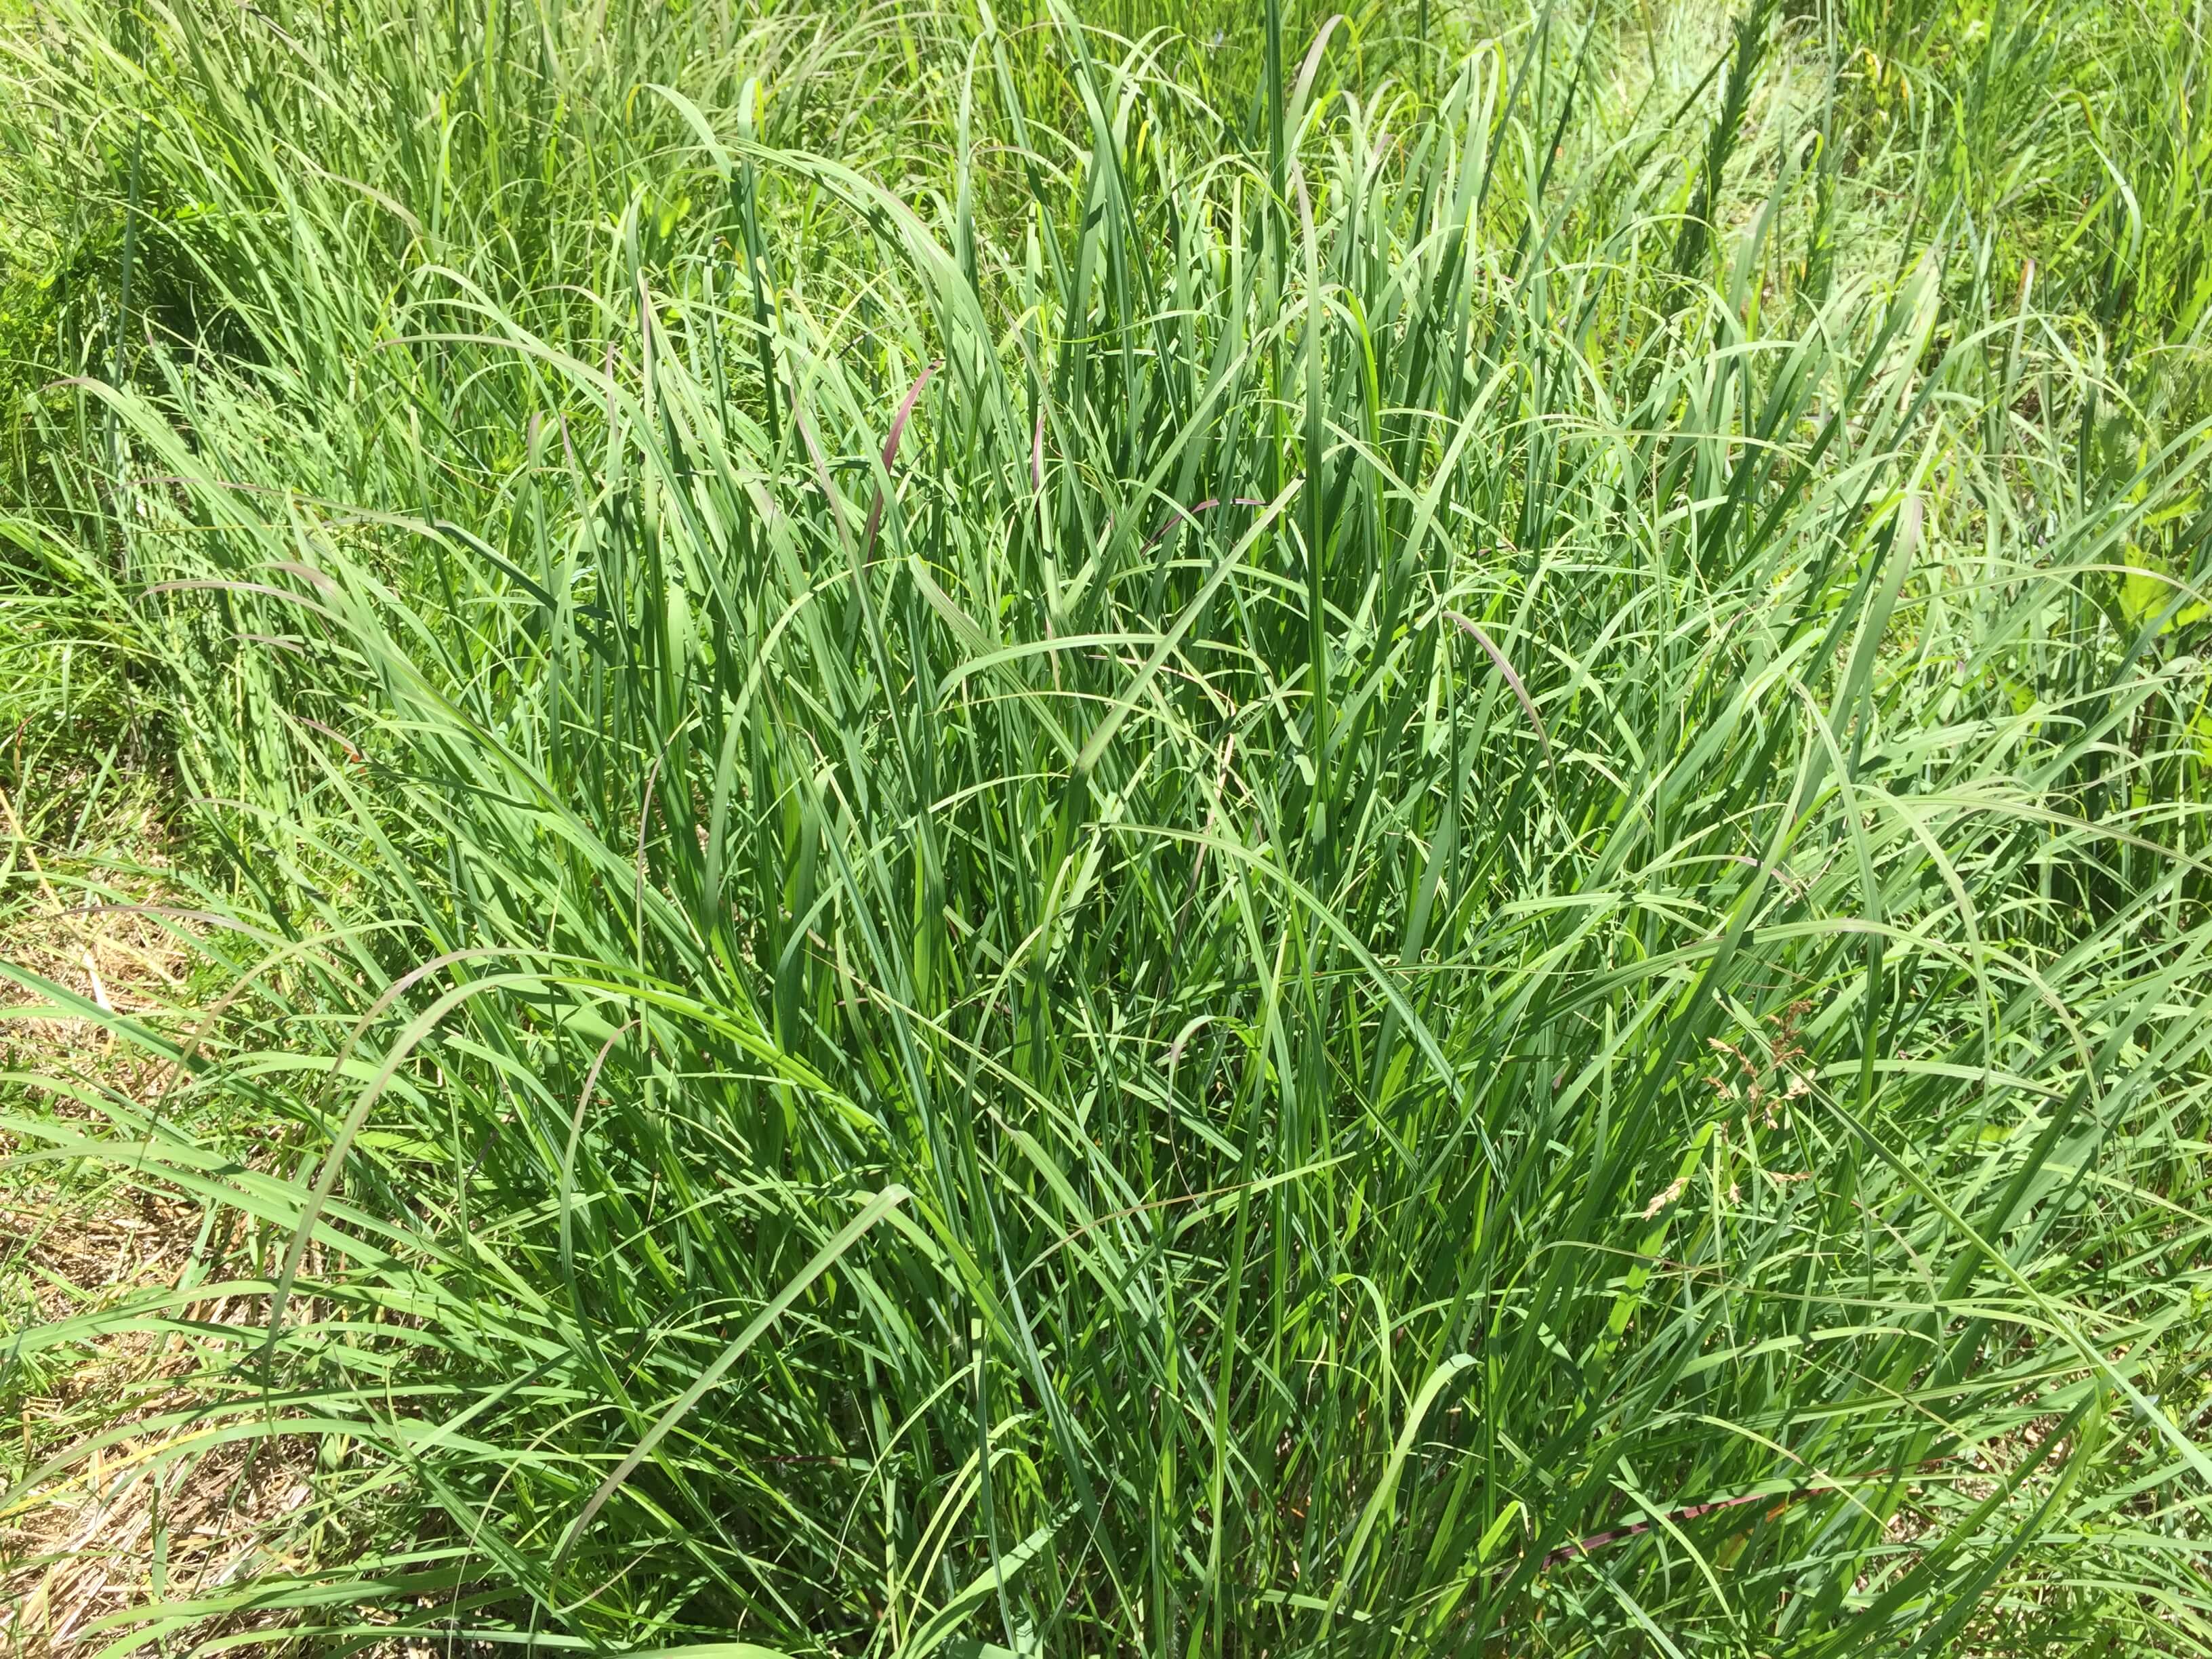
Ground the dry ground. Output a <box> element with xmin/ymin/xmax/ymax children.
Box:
<box><xmin>1</xmin><ymin>786</ymin><xmax>327</xmax><ymax>1657</ymax></box>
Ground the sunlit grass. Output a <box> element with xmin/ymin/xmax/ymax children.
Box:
<box><xmin>2</xmin><ymin>0</ymin><xmax>2209</xmax><ymax>1653</ymax></box>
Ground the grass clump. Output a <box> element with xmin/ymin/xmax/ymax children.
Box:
<box><xmin>3</xmin><ymin>0</ymin><xmax>2210</xmax><ymax>1653</ymax></box>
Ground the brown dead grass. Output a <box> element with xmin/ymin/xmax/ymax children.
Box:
<box><xmin>0</xmin><ymin>792</ymin><xmax>331</xmax><ymax>1658</ymax></box>
<box><xmin>0</xmin><ymin>1330</ymin><xmax>325</xmax><ymax>1658</ymax></box>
